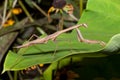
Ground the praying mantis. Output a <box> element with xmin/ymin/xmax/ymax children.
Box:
<box><xmin>15</xmin><ymin>23</ymin><xmax>105</xmax><ymax>48</ymax></box>
<box><xmin>15</xmin><ymin>0</ymin><xmax>105</xmax><ymax>48</ymax></box>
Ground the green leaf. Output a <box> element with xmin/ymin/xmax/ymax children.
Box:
<box><xmin>79</xmin><ymin>0</ymin><xmax>120</xmax><ymax>34</ymax></box>
<box><xmin>43</xmin><ymin>33</ymin><xmax>120</xmax><ymax>80</ymax></box>
<box><xmin>102</xmin><ymin>33</ymin><xmax>120</xmax><ymax>54</ymax></box>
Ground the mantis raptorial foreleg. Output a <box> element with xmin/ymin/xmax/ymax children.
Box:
<box><xmin>76</xmin><ymin>28</ymin><xmax>106</xmax><ymax>46</ymax></box>
<box><xmin>69</xmin><ymin>13</ymin><xmax>106</xmax><ymax>46</ymax></box>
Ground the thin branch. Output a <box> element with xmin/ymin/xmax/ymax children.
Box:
<box><xmin>31</xmin><ymin>1</ymin><xmax>49</xmax><ymax>18</ymax></box>
<box><xmin>7</xmin><ymin>71</ymin><xmax>13</xmax><ymax>80</ymax></box>
<box><xmin>12</xmin><ymin>0</ymin><xmax>18</xmax><ymax>8</ymax></box>
<box><xmin>0</xmin><ymin>0</ymin><xmax>8</xmax><ymax>29</ymax></box>
<box><xmin>0</xmin><ymin>0</ymin><xmax>18</xmax><ymax>29</ymax></box>
<box><xmin>19</xmin><ymin>0</ymin><xmax>34</xmax><ymax>22</ymax></box>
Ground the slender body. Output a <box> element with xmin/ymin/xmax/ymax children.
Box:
<box><xmin>16</xmin><ymin>24</ymin><xmax>88</xmax><ymax>48</ymax></box>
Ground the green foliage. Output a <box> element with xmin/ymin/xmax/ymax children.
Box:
<box><xmin>3</xmin><ymin>0</ymin><xmax>120</xmax><ymax>80</ymax></box>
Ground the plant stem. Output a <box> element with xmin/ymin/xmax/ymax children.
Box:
<box><xmin>7</xmin><ymin>71</ymin><xmax>13</xmax><ymax>80</ymax></box>
<box><xmin>12</xmin><ymin>0</ymin><xmax>18</xmax><ymax>8</ymax></box>
<box><xmin>37</xmin><ymin>66</ymin><xmax>43</xmax><ymax>75</ymax></box>
<box><xmin>31</xmin><ymin>1</ymin><xmax>48</xmax><ymax>18</ymax></box>
<box><xmin>14</xmin><ymin>71</ymin><xmax>17</xmax><ymax>80</ymax></box>
<box><xmin>18</xmin><ymin>0</ymin><xmax>45</xmax><ymax>34</ymax></box>
<box><xmin>79</xmin><ymin>0</ymin><xmax>83</xmax><ymax>17</ymax></box>
<box><xmin>19</xmin><ymin>0</ymin><xmax>34</xmax><ymax>22</ymax></box>
<box><xmin>0</xmin><ymin>0</ymin><xmax>18</xmax><ymax>29</ymax></box>
<box><xmin>0</xmin><ymin>0</ymin><xmax>8</xmax><ymax>29</ymax></box>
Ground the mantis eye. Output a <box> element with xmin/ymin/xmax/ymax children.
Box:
<box><xmin>52</xmin><ymin>0</ymin><xmax>66</xmax><ymax>9</ymax></box>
